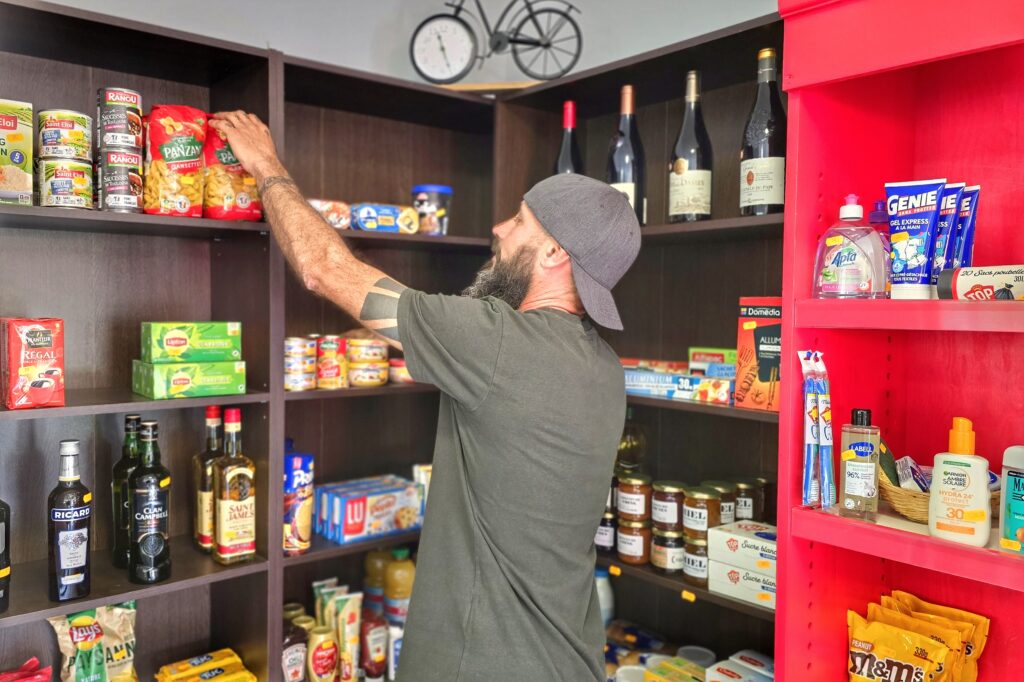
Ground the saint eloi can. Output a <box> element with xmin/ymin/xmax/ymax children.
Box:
<box><xmin>36</xmin><ymin>158</ymin><xmax>93</xmax><ymax>209</ymax></box>
<box><xmin>96</xmin><ymin>147</ymin><xmax>143</xmax><ymax>212</ymax></box>
<box><xmin>284</xmin><ymin>336</ymin><xmax>317</xmax><ymax>391</ymax></box>
<box><xmin>316</xmin><ymin>335</ymin><xmax>348</xmax><ymax>390</ymax></box>
<box><xmin>37</xmin><ymin>109</ymin><xmax>92</xmax><ymax>161</ymax></box>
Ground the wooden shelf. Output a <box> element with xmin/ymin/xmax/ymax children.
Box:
<box><xmin>627</xmin><ymin>394</ymin><xmax>779</xmax><ymax>423</ymax></box>
<box><xmin>284</xmin><ymin>383</ymin><xmax>437</xmax><ymax>402</ymax></box>
<box><xmin>0</xmin><ymin>536</ymin><xmax>267</xmax><ymax>630</ymax></box>
<box><xmin>641</xmin><ymin>215</ymin><xmax>783</xmax><ymax>243</ymax></box>
<box><xmin>0</xmin><ymin>388</ymin><xmax>270</xmax><ymax>422</ymax></box>
<box><xmin>341</xmin><ymin>231</ymin><xmax>491</xmax><ymax>252</ymax></box>
<box><xmin>283</xmin><ymin>530</ymin><xmax>421</xmax><ymax>568</ymax></box>
<box><xmin>795</xmin><ymin>298</ymin><xmax>1024</xmax><ymax>333</ymax></box>
<box><xmin>596</xmin><ymin>555</ymin><xmax>775</xmax><ymax>622</ymax></box>
<box><xmin>0</xmin><ymin>204</ymin><xmax>267</xmax><ymax>238</ymax></box>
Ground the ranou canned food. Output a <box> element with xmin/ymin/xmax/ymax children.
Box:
<box><xmin>349</xmin><ymin>361</ymin><xmax>388</xmax><ymax>387</ymax></box>
<box><xmin>96</xmin><ymin>147</ymin><xmax>143</xmax><ymax>212</ymax></box>
<box><xmin>96</xmin><ymin>87</ymin><xmax>143</xmax><ymax>149</ymax></box>
<box><xmin>347</xmin><ymin>338</ymin><xmax>388</xmax><ymax>363</ymax></box>
<box><xmin>37</xmin><ymin>158</ymin><xmax>93</xmax><ymax>209</ymax></box>
<box><xmin>37</xmin><ymin>109</ymin><xmax>92</xmax><ymax>161</ymax></box>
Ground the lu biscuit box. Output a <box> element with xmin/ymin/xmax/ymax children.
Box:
<box><xmin>708</xmin><ymin>521</ymin><xmax>777</xmax><ymax>577</ymax></box>
<box><xmin>734</xmin><ymin>297</ymin><xmax>782</xmax><ymax>412</ymax></box>
<box><xmin>0</xmin><ymin>99</ymin><xmax>33</xmax><ymax>206</ymax></box>
<box><xmin>708</xmin><ymin>560</ymin><xmax>776</xmax><ymax>610</ymax></box>
<box><xmin>624</xmin><ymin>368</ymin><xmax>733</xmax><ymax>405</ymax></box>
<box><xmin>132</xmin><ymin>359</ymin><xmax>246</xmax><ymax>399</ymax></box>
<box><xmin>323</xmin><ymin>478</ymin><xmax>424</xmax><ymax>545</ymax></box>
<box><xmin>141</xmin><ymin>322</ymin><xmax>242</xmax><ymax>363</ymax></box>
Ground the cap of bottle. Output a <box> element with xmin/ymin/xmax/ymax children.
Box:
<box><xmin>224</xmin><ymin>408</ymin><xmax>241</xmax><ymax>424</ymax></box>
<box><xmin>562</xmin><ymin>100</ymin><xmax>576</xmax><ymax>130</ymax></box>
<box><xmin>852</xmin><ymin>408</ymin><xmax>871</xmax><ymax>426</ymax></box>
<box><xmin>391</xmin><ymin>546</ymin><xmax>410</xmax><ymax>561</ymax></box>
<box><xmin>205</xmin><ymin>405</ymin><xmax>222</xmax><ymax>420</ymax></box>
<box><xmin>125</xmin><ymin>414</ymin><xmax>141</xmax><ymax>431</ymax></box>
<box><xmin>141</xmin><ymin>420</ymin><xmax>159</xmax><ymax>439</ymax></box>
<box><xmin>948</xmin><ymin>416</ymin><xmax>976</xmax><ymax>455</ymax></box>
<box><xmin>840</xmin><ymin>194</ymin><xmax>864</xmax><ymax>221</ymax></box>
<box><xmin>59</xmin><ymin>439</ymin><xmax>79</xmax><ymax>456</ymax></box>
<box><xmin>869</xmin><ymin>199</ymin><xmax>889</xmax><ymax>225</ymax></box>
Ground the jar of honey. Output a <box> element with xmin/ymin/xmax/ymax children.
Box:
<box><xmin>701</xmin><ymin>480</ymin><xmax>738</xmax><ymax>525</ymax></box>
<box><xmin>617</xmin><ymin>474</ymin><xmax>652</xmax><ymax>522</ymax></box>
<box><xmin>683</xmin><ymin>486</ymin><xmax>721</xmax><ymax>540</ymax></box>
<box><xmin>651</xmin><ymin>480</ymin><xmax>687</xmax><ymax>531</ymax></box>
<box><xmin>683</xmin><ymin>537</ymin><xmax>709</xmax><ymax>588</ymax></box>
<box><xmin>651</xmin><ymin>528</ymin><xmax>686</xmax><ymax>574</ymax></box>
<box><xmin>616</xmin><ymin>519</ymin><xmax>651</xmax><ymax>565</ymax></box>
<box><xmin>735</xmin><ymin>479</ymin><xmax>758</xmax><ymax>521</ymax></box>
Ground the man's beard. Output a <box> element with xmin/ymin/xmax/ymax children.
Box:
<box><xmin>461</xmin><ymin>244</ymin><xmax>535</xmax><ymax>309</ymax></box>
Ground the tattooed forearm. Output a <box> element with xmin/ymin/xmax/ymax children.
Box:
<box><xmin>359</xmin><ymin>278</ymin><xmax>407</xmax><ymax>341</ymax></box>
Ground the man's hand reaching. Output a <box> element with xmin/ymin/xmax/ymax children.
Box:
<box><xmin>208</xmin><ymin>111</ymin><xmax>285</xmax><ymax>183</ymax></box>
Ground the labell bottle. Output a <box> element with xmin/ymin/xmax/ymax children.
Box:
<box><xmin>193</xmin><ymin>405</ymin><xmax>222</xmax><ymax>552</ymax></box>
<box><xmin>129</xmin><ymin>420</ymin><xmax>172</xmax><ymax>583</ymax></box>
<box><xmin>111</xmin><ymin>414</ymin><xmax>141</xmax><ymax>568</ymax></box>
<box><xmin>48</xmin><ymin>439</ymin><xmax>92</xmax><ymax>602</ymax></box>
<box><xmin>213</xmin><ymin>408</ymin><xmax>256</xmax><ymax>565</ymax></box>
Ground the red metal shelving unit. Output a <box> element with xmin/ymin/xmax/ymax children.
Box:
<box><xmin>775</xmin><ymin>1</ymin><xmax>1024</xmax><ymax>678</ymax></box>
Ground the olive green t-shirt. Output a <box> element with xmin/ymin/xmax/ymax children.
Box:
<box><xmin>396</xmin><ymin>289</ymin><xmax>624</xmax><ymax>682</ymax></box>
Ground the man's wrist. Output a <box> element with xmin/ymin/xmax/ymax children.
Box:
<box><xmin>251</xmin><ymin>158</ymin><xmax>288</xmax><ymax>185</ymax></box>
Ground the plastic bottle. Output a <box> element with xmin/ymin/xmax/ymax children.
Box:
<box><xmin>928</xmin><ymin>417</ymin><xmax>991</xmax><ymax>547</ymax></box>
<box><xmin>998</xmin><ymin>446</ymin><xmax>1024</xmax><ymax>554</ymax></box>
<box><xmin>384</xmin><ymin>547</ymin><xmax>415</xmax><ymax>627</ymax></box>
<box><xmin>839</xmin><ymin>409</ymin><xmax>881</xmax><ymax>520</ymax></box>
<box><xmin>868</xmin><ymin>199</ymin><xmax>892</xmax><ymax>295</ymax></box>
<box><xmin>812</xmin><ymin>194</ymin><xmax>888</xmax><ymax>299</ymax></box>
<box><xmin>595</xmin><ymin>567</ymin><xmax>614</xmax><ymax>627</ymax></box>
<box><xmin>364</xmin><ymin>549</ymin><xmax>392</xmax><ymax>616</ymax></box>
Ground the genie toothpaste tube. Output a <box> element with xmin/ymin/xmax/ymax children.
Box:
<box><xmin>798</xmin><ymin>351</ymin><xmax>820</xmax><ymax>507</ymax></box>
<box><xmin>930</xmin><ymin>182</ymin><xmax>965</xmax><ymax>296</ymax></box>
<box><xmin>885</xmin><ymin>179</ymin><xmax>946</xmax><ymax>300</ymax></box>
<box><xmin>953</xmin><ymin>185</ymin><xmax>981</xmax><ymax>269</ymax></box>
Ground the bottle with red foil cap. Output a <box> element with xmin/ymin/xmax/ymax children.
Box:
<box><xmin>192</xmin><ymin>405</ymin><xmax>222</xmax><ymax>552</ymax></box>
<box><xmin>553</xmin><ymin>100</ymin><xmax>583</xmax><ymax>175</ymax></box>
<box><xmin>213</xmin><ymin>407</ymin><xmax>257</xmax><ymax>565</ymax></box>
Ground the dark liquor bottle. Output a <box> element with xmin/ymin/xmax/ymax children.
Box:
<box><xmin>0</xmin><ymin>495</ymin><xmax>9</xmax><ymax>613</ymax></box>
<box><xmin>553</xmin><ymin>100</ymin><xmax>583</xmax><ymax>175</ymax></box>
<box><xmin>213</xmin><ymin>408</ymin><xmax>256</xmax><ymax>565</ymax></box>
<box><xmin>48</xmin><ymin>439</ymin><xmax>91</xmax><ymax>602</ymax></box>
<box><xmin>128</xmin><ymin>420</ymin><xmax>171</xmax><ymax>584</ymax></box>
<box><xmin>111</xmin><ymin>413</ymin><xmax>141</xmax><ymax>568</ymax></box>
<box><xmin>668</xmin><ymin>70</ymin><xmax>713</xmax><ymax>223</ymax></box>
<box><xmin>607</xmin><ymin>84</ymin><xmax>646</xmax><ymax>225</ymax></box>
<box><xmin>193</xmin><ymin>405</ymin><xmax>222</xmax><ymax>552</ymax></box>
<box><xmin>740</xmin><ymin>48</ymin><xmax>787</xmax><ymax>216</ymax></box>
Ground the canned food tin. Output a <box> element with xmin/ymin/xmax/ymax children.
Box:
<box><xmin>285</xmin><ymin>373</ymin><xmax>317</xmax><ymax>392</ymax></box>
<box><xmin>37</xmin><ymin>110</ymin><xmax>92</xmax><ymax>161</ymax></box>
<box><xmin>285</xmin><ymin>355</ymin><xmax>316</xmax><ymax>374</ymax></box>
<box><xmin>316</xmin><ymin>335</ymin><xmax>343</xmax><ymax>359</ymax></box>
<box><xmin>388</xmin><ymin>359</ymin><xmax>413</xmax><ymax>384</ymax></box>
<box><xmin>96</xmin><ymin>87</ymin><xmax>143</xmax><ymax>149</ymax></box>
<box><xmin>317</xmin><ymin>356</ymin><xmax>348</xmax><ymax>390</ymax></box>
<box><xmin>96</xmin><ymin>147</ymin><xmax>142</xmax><ymax>212</ymax></box>
<box><xmin>285</xmin><ymin>337</ymin><xmax>316</xmax><ymax>358</ymax></box>
<box><xmin>37</xmin><ymin>158</ymin><xmax>93</xmax><ymax>209</ymax></box>
<box><xmin>347</xmin><ymin>338</ymin><xmax>388</xmax><ymax>363</ymax></box>
<box><xmin>284</xmin><ymin>453</ymin><xmax>314</xmax><ymax>556</ymax></box>
<box><xmin>348</xmin><ymin>361</ymin><xmax>388</xmax><ymax>387</ymax></box>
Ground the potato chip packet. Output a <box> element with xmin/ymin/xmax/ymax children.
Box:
<box><xmin>848</xmin><ymin>610</ymin><xmax>949</xmax><ymax>682</ymax></box>
<box><xmin>891</xmin><ymin>590</ymin><xmax>989</xmax><ymax>682</ymax></box>
<box><xmin>867</xmin><ymin>603</ymin><xmax>963</xmax><ymax>682</ymax></box>
<box><xmin>49</xmin><ymin>601</ymin><xmax>137</xmax><ymax>682</ymax></box>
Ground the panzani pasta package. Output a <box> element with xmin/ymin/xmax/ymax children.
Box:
<box><xmin>203</xmin><ymin>129</ymin><xmax>260</xmax><ymax>221</ymax></box>
<box><xmin>144</xmin><ymin>105</ymin><xmax>207</xmax><ymax>217</ymax></box>
<box><xmin>48</xmin><ymin>601</ymin><xmax>138</xmax><ymax>682</ymax></box>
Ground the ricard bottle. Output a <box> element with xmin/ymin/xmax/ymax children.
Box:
<box><xmin>111</xmin><ymin>414</ymin><xmax>141</xmax><ymax>568</ymax></box>
<box><xmin>213</xmin><ymin>408</ymin><xmax>256</xmax><ymax>565</ymax></box>
<box><xmin>48</xmin><ymin>439</ymin><xmax>92</xmax><ymax>602</ymax></box>
<box><xmin>129</xmin><ymin>420</ymin><xmax>172</xmax><ymax>583</ymax></box>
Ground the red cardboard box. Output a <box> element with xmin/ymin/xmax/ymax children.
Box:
<box><xmin>734</xmin><ymin>298</ymin><xmax>781</xmax><ymax>411</ymax></box>
<box><xmin>1</xmin><ymin>317</ymin><xmax>66</xmax><ymax>409</ymax></box>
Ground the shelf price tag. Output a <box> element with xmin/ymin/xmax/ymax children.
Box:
<box><xmin>608</xmin><ymin>564</ymin><xmax>622</xmax><ymax>577</ymax></box>
<box><xmin>680</xmin><ymin>590</ymin><xmax>696</xmax><ymax>603</ymax></box>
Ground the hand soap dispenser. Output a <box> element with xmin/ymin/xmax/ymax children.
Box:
<box><xmin>813</xmin><ymin>194</ymin><xmax>888</xmax><ymax>299</ymax></box>
<box><xmin>928</xmin><ymin>417</ymin><xmax>991</xmax><ymax>547</ymax></box>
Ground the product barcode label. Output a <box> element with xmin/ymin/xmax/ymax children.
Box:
<box><xmin>652</xmin><ymin>499</ymin><xmax>678</xmax><ymax>525</ymax></box>
<box><xmin>683</xmin><ymin>504</ymin><xmax>709</xmax><ymax>531</ymax></box>
<box><xmin>617</xmin><ymin>531</ymin><xmax>644</xmax><ymax>557</ymax></box>
<box><xmin>617</xmin><ymin>491</ymin><xmax>646</xmax><ymax>517</ymax></box>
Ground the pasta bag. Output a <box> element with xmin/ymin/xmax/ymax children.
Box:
<box><xmin>203</xmin><ymin>128</ymin><xmax>261</xmax><ymax>221</ymax></box>
<box><xmin>144</xmin><ymin>104</ymin><xmax>207</xmax><ymax>217</ymax></box>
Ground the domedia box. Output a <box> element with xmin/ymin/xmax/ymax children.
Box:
<box><xmin>708</xmin><ymin>521</ymin><xmax>777</xmax><ymax>577</ymax></box>
<box><xmin>708</xmin><ymin>561</ymin><xmax>777</xmax><ymax>610</ymax></box>
<box><xmin>140</xmin><ymin>322</ymin><xmax>242</xmax><ymax>363</ymax></box>
<box><xmin>734</xmin><ymin>297</ymin><xmax>782</xmax><ymax>412</ymax></box>
<box><xmin>132</xmin><ymin>359</ymin><xmax>246</xmax><ymax>399</ymax></box>
<box><xmin>314</xmin><ymin>477</ymin><xmax>424</xmax><ymax>545</ymax></box>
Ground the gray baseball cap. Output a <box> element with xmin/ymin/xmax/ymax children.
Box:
<box><xmin>524</xmin><ymin>174</ymin><xmax>641</xmax><ymax>330</ymax></box>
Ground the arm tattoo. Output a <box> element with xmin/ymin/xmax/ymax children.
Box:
<box><xmin>359</xmin><ymin>277</ymin><xmax>406</xmax><ymax>341</ymax></box>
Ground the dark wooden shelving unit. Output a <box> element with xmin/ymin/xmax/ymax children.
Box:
<box><xmin>283</xmin><ymin>531</ymin><xmax>421</xmax><ymax>568</ymax></box>
<box><xmin>641</xmin><ymin>214</ymin><xmax>783</xmax><ymax>242</ymax></box>
<box><xmin>626</xmin><ymin>394</ymin><xmax>780</xmax><ymax>423</ymax></box>
<box><xmin>0</xmin><ymin>389</ymin><xmax>270</xmax><ymax>422</ymax></box>
<box><xmin>284</xmin><ymin>383</ymin><xmax>437</xmax><ymax>402</ymax></box>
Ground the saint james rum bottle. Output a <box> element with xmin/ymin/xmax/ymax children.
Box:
<box><xmin>553</xmin><ymin>100</ymin><xmax>583</xmax><ymax>175</ymax></box>
<box><xmin>213</xmin><ymin>408</ymin><xmax>256</xmax><ymax>565</ymax></box>
<box><xmin>607</xmin><ymin>84</ymin><xmax>646</xmax><ymax>225</ymax></box>
<box><xmin>128</xmin><ymin>420</ymin><xmax>171</xmax><ymax>584</ymax></box>
<box><xmin>111</xmin><ymin>414</ymin><xmax>141</xmax><ymax>568</ymax></box>
<box><xmin>193</xmin><ymin>405</ymin><xmax>222</xmax><ymax>552</ymax></box>
<box><xmin>668</xmin><ymin>70</ymin><xmax>713</xmax><ymax>223</ymax></box>
<box><xmin>0</xmin><ymin>494</ymin><xmax>9</xmax><ymax>613</ymax></box>
<box><xmin>739</xmin><ymin>48</ymin><xmax>787</xmax><ymax>216</ymax></box>
<box><xmin>48</xmin><ymin>440</ymin><xmax>91</xmax><ymax>602</ymax></box>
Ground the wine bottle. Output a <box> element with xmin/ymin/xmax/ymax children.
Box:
<box><xmin>553</xmin><ymin>100</ymin><xmax>583</xmax><ymax>175</ymax></box>
<box><xmin>740</xmin><ymin>48</ymin><xmax>787</xmax><ymax>216</ymax></box>
<box><xmin>668</xmin><ymin>70</ymin><xmax>713</xmax><ymax>222</ymax></box>
<box><xmin>607</xmin><ymin>85</ymin><xmax>646</xmax><ymax>225</ymax></box>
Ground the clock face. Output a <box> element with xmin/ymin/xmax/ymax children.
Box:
<box><xmin>411</xmin><ymin>16</ymin><xmax>476</xmax><ymax>83</ymax></box>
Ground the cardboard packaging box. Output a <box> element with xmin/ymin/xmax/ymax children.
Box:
<box><xmin>132</xmin><ymin>359</ymin><xmax>246</xmax><ymax>399</ymax></box>
<box><xmin>645</xmin><ymin>655</ymin><xmax>708</xmax><ymax>681</ymax></box>
<box><xmin>706</xmin><ymin>659</ymin><xmax>772</xmax><ymax>682</ymax></box>
<box><xmin>0</xmin><ymin>99</ymin><xmax>33</xmax><ymax>206</ymax></box>
<box><xmin>708</xmin><ymin>560</ymin><xmax>776</xmax><ymax>610</ymax></box>
<box><xmin>624</xmin><ymin>369</ymin><xmax>733</xmax><ymax>405</ymax></box>
<box><xmin>316</xmin><ymin>478</ymin><xmax>424</xmax><ymax>545</ymax></box>
<box><xmin>734</xmin><ymin>297</ymin><xmax>782</xmax><ymax>411</ymax></box>
<box><xmin>1</xmin><ymin>317</ymin><xmax>65</xmax><ymax>409</ymax></box>
<box><xmin>708</xmin><ymin>521</ymin><xmax>777</xmax><ymax>577</ymax></box>
<box><xmin>141</xmin><ymin>321</ymin><xmax>242</xmax><ymax>363</ymax></box>
<box><xmin>729</xmin><ymin>650</ymin><xmax>774</xmax><ymax>679</ymax></box>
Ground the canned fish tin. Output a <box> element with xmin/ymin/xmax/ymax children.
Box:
<box><xmin>347</xmin><ymin>338</ymin><xmax>388</xmax><ymax>363</ymax></box>
<box><xmin>285</xmin><ymin>337</ymin><xmax>316</xmax><ymax>358</ymax></box>
<box><xmin>285</xmin><ymin>373</ymin><xmax>317</xmax><ymax>392</ymax></box>
<box><xmin>317</xmin><ymin>353</ymin><xmax>348</xmax><ymax>390</ymax></box>
<box><xmin>348</xmin><ymin>361</ymin><xmax>388</xmax><ymax>387</ymax></box>
<box><xmin>37</xmin><ymin>110</ymin><xmax>92</xmax><ymax>161</ymax></box>
<box><xmin>96</xmin><ymin>147</ymin><xmax>142</xmax><ymax>212</ymax></box>
<box><xmin>37</xmin><ymin>158</ymin><xmax>93</xmax><ymax>209</ymax></box>
<box><xmin>96</xmin><ymin>87</ymin><xmax>143</xmax><ymax>149</ymax></box>
<box><xmin>284</xmin><ymin>453</ymin><xmax>314</xmax><ymax>555</ymax></box>
<box><xmin>285</xmin><ymin>355</ymin><xmax>316</xmax><ymax>374</ymax></box>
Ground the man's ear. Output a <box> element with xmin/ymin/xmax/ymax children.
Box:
<box><xmin>540</xmin><ymin>239</ymin><xmax>572</xmax><ymax>268</ymax></box>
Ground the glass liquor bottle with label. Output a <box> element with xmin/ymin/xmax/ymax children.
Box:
<box><xmin>0</xmin><ymin>494</ymin><xmax>9</xmax><ymax>613</ymax></box>
<box><xmin>668</xmin><ymin>70</ymin><xmax>713</xmax><ymax>223</ymax></box>
<box><xmin>193</xmin><ymin>405</ymin><xmax>222</xmax><ymax>552</ymax></box>
<box><xmin>48</xmin><ymin>439</ymin><xmax>92</xmax><ymax>602</ymax></box>
<box><xmin>111</xmin><ymin>414</ymin><xmax>141</xmax><ymax>568</ymax></box>
<box><xmin>213</xmin><ymin>408</ymin><xmax>256</xmax><ymax>565</ymax></box>
<box><xmin>607</xmin><ymin>84</ymin><xmax>646</xmax><ymax>225</ymax></box>
<box><xmin>129</xmin><ymin>420</ymin><xmax>172</xmax><ymax>584</ymax></box>
<box><xmin>739</xmin><ymin>48</ymin><xmax>787</xmax><ymax>216</ymax></box>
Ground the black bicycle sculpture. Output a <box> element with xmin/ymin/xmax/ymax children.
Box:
<box><xmin>410</xmin><ymin>0</ymin><xmax>582</xmax><ymax>84</ymax></box>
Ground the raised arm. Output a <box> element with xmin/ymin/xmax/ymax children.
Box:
<box><xmin>208</xmin><ymin>111</ymin><xmax>405</xmax><ymax>348</ymax></box>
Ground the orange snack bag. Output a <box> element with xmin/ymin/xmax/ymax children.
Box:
<box><xmin>848</xmin><ymin>610</ymin><xmax>949</xmax><ymax>682</ymax></box>
<box><xmin>867</xmin><ymin>603</ymin><xmax>963</xmax><ymax>682</ymax></box>
<box><xmin>890</xmin><ymin>591</ymin><xmax>989</xmax><ymax>682</ymax></box>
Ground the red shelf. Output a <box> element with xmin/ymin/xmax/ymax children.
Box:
<box><xmin>794</xmin><ymin>299</ymin><xmax>1024</xmax><ymax>333</ymax></box>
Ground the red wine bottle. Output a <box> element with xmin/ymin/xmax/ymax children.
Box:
<box><xmin>668</xmin><ymin>70</ymin><xmax>713</xmax><ymax>223</ymax></box>
<box><xmin>553</xmin><ymin>100</ymin><xmax>583</xmax><ymax>175</ymax></box>
<box><xmin>740</xmin><ymin>48</ymin><xmax>787</xmax><ymax>216</ymax></box>
<box><xmin>607</xmin><ymin>85</ymin><xmax>646</xmax><ymax>225</ymax></box>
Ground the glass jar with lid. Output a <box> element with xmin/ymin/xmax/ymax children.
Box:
<box><xmin>651</xmin><ymin>528</ymin><xmax>686</xmax><ymax>574</ymax></box>
<box><xmin>595</xmin><ymin>512</ymin><xmax>616</xmax><ymax>553</ymax></box>
<box><xmin>735</xmin><ymin>479</ymin><xmax>759</xmax><ymax>521</ymax></box>
<box><xmin>617</xmin><ymin>474</ymin><xmax>652</xmax><ymax>522</ymax></box>
<box><xmin>616</xmin><ymin>519</ymin><xmax>651</xmax><ymax>565</ymax></box>
<box><xmin>651</xmin><ymin>480</ymin><xmax>687</xmax><ymax>530</ymax></box>
<box><xmin>683</xmin><ymin>486</ymin><xmax>721</xmax><ymax>540</ymax></box>
<box><xmin>701</xmin><ymin>480</ymin><xmax>738</xmax><ymax>525</ymax></box>
<box><xmin>753</xmin><ymin>476</ymin><xmax>769</xmax><ymax>521</ymax></box>
<box><xmin>683</xmin><ymin>537</ymin><xmax>709</xmax><ymax>588</ymax></box>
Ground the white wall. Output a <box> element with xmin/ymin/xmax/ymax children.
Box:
<box><xmin>52</xmin><ymin>0</ymin><xmax>776</xmax><ymax>84</ymax></box>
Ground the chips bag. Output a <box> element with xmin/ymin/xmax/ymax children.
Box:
<box><xmin>49</xmin><ymin>601</ymin><xmax>137</xmax><ymax>681</ymax></box>
<box><xmin>891</xmin><ymin>590</ymin><xmax>990</xmax><ymax>682</ymax></box>
<box><xmin>203</xmin><ymin>129</ymin><xmax>260</xmax><ymax>221</ymax></box>
<box><xmin>867</xmin><ymin>603</ymin><xmax>963</xmax><ymax>682</ymax></box>
<box><xmin>848</xmin><ymin>610</ymin><xmax>948</xmax><ymax>682</ymax></box>
<box><xmin>144</xmin><ymin>105</ymin><xmax>207</xmax><ymax>217</ymax></box>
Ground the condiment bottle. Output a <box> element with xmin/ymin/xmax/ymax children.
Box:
<box><xmin>839</xmin><ymin>408</ymin><xmax>880</xmax><ymax>520</ymax></box>
<box><xmin>384</xmin><ymin>547</ymin><xmax>415</xmax><ymax>627</ymax></box>
<box><xmin>364</xmin><ymin>549</ymin><xmax>391</xmax><ymax>616</ymax></box>
<box><xmin>360</xmin><ymin>608</ymin><xmax>389</xmax><ymax>682</ymax></box>
<box><xmin>283</xmin><ymin>613</ymin><xmax>310</xmax><ymax>682</ymax></box>
<box><xmin>928</xmin><ymin>417</ymin><xmax>990</xmax><ymax>547</ymax></box>
<box><xmin>306</xmin><ymin>625</ymin><xmax>339</xmax><ymax>682</ymax></box>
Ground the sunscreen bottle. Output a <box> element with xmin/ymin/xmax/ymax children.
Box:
<box><xmin>928</xmin><ymin>417</ymin><xmax>990</xmax><ymax>547</ymax></box>
<box><xmin>998</xmin><ymin>445</ymin><xmax>1024</xmax><ymax>554</ymax></box>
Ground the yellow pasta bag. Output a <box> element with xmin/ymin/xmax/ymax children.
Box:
<box><xmin>144</xmin><ymin>105</ymin><xmax>207</xmax><ymax>217</ymax></box>
<box><xmin>891</xmin><ymin>591</ymin><xmax>990</xmax><ymax>682</ymax></box>
<box><xmin>203</xmin><ymin>128</ymin><xmax>260</xmax><ymax>221</ymax></box>
<box><xmin>867</xmin><ymin>603</ymin><xmax>963</xmax><ymax>682</ymax></box>
<box><xmin>848</xmin><ymin>610</ymin><xmax>949</xmax><ymax>682</ymax></box>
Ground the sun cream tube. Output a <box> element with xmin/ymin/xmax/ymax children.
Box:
<box><xmin>937</xmin><ymin>265</ymin><xmax>1024</xmax><ymax>300</ymax></box>
<box><xmin>953</xmin><ymin>185</ymin><xmax>981</xmax><ymax>268</ymax></box>
<box><xmin>798</xmin><ymin>351</ymin><xmax>820</xmax><ymax>507</ymax></box>
<box><xmin>885</xmin><ymin>179</ymin><xmax>946</xmax><ymax>299</ymax></box>
<box><xmin>931</xmin><ymin>182</ymin><xmax>965</xmax><ymax>297</ymax></box>
<box><xmin>813</xmin><ymin>353</ymin><xmax>836</xmax><ymax>509</ymax></box>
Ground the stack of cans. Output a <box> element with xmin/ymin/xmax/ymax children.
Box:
<box><xmin>94</xmin><ymin>87</ymin><xmax>144</xmax><ymax>213</ymax></box>
<box><xmin>284</xmin><ymin>336</ymin><xmax>318</xmax><ymax>391</ymax></box>
<box><xmin>36</xmin><ymin>108</ymin><xmax>93</xmax><ymax>209</ymax></box>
